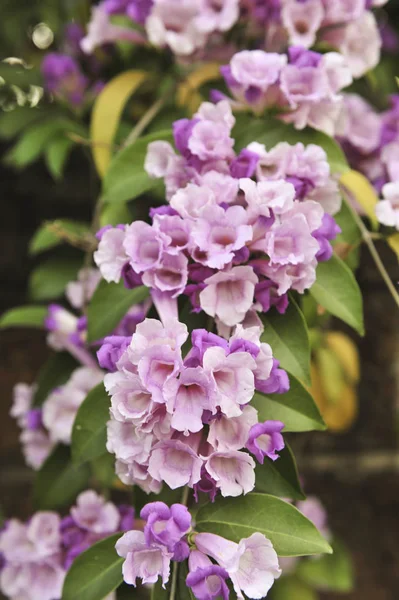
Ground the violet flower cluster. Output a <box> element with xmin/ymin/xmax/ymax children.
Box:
<box><xmin>116</xmin><ymin>500</ymin><xmax>281</xmax><ymax>599</ymax></box>
<box><xmin>217</xmin><ymin>46</ymin><xmax>352</xmax><ymax>135</ymax></box>
<box><xmin>81</xmin><ymin>0</ymin><xmax>385</xmax><ymax>75</ymax></box>
<box><xmin>0</xmin><ymin>490</ymin><xmax>134</xmax><ymax>600</ymax></box>
<box><xmin>11</xmin><ymin>366</ymin><xmax>103</xmax><ymax>469</ymax></box>
<box><xmin>338</xmin><ymin>93</ymin><xmax>399</xmax><ymax>230</ymax></box>
<box><xmin>45</xmin><ymin>267</ymin><xmax>150</xmax><ymax>366</ymax></box>
<box><xmin>41</xmin><ymin>23</ymin><xmax>105</xmax><ymax>108</ymax></box>
<box><xmin>246</xmin><ymin>0</ymin><xmax>386</xmax><ymax>78</ymax></box>
<box><xmin>95</xmin><ymin>100</ymin><xmax>341</xmax><ymax>332</ymax></box>
<box><xmin>101</xmin><ymin>316</ymin><xmax>287</xmax><ymax>498</ymax></box>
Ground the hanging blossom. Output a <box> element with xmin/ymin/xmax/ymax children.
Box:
<box><xmin>336</xmin><ymin>92</ymin><xmax>399</xmax><ymax>230</ymax></box>
<box><xmin>11</xmin><ymin>366</ymin><xmax>103</xmax><ymax>469</ymax></box>
<box><xmin>101</xmin><ymin>316</ymin><xmax>287</xmax><ymax>498</ymax></box>
<box><xmin>41</xmin><ymin>23</ymin><xmax>105</xmax><ymax>109</ymax></box>
<box><xmin>216</xmin><ymin>46</ymin><xmax>352</xmax><ymax>135</ymax></box>
<box><xmin>95</xmin><ymin>100</ymin><xmax>341</xmax><ymax>332</ymax></box>
<box><xmin>243</xmin><ymin>0</ymin><xmax>385</xmax><ymax>78</ymax></box>
<box><xmin>82</xmin><ymin>0</ymin><xmax>239</xmax><ymax>57</ymax></box>
<box><xmin>81</xmin><ymin>0</ymin><xmax>384</xmax><ymax>73</ymax></box>
<box><xmin>10</xmin><ymin>267</ymin><xmax>152</xmax><ymax>470</ymax></box>
<box><xmin>45</xmin><ymin>267</ymin><xmax>150</xmax><ymax>364</ymax></box>
<box><xmin>116</xmin><ymin>500</ymin><xmax>281</xmax><ymax>599</ymax></box>
<box><xmin>0</xmin><ymin>490</ymin><xmax>134</xmax><ymax>600</ymax></box>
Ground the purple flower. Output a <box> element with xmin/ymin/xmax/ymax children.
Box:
<box><xmin>313</xmin><ymin>213</ymin><xmax>341</xmax><ymax>262</ymax></box>
<box><xmin>118</xmin><ymin>505</ymin><xmax>135</xmax><ymax>532</ymax></box>
<box><xmin>230</xmin><ymin>149</ymin><xmax>259</xmax><ymax>179</ymax></box>
<box><xmin>97</xmin><ymin>335</ymin><xmax>131</xmax><ymax>372</ymax></box>
<box><xmin>205</xmin><ymin>450</ymin><xmax>256</xmax><ymax>497</ymax></box>
<box><xmin>200</xmin><ymin>266</ymin><xmax>258</xmax><ymax>328</ymax></box>
<box><xmin>140</xmin><ymin>502</ymin><xmax>191</xmax><ymax>553</ymax></box>
<box><xmin>193</xmin><ymin>466</ymin><xmax>218</xmax><ymax>503</ymax></box>
<box><xmin>246</xmin><ymin>420</ymin><xmax>285</xmax><ymax>463</ymax></box>
<box><xmin>255</xmin><ymin>358</ymin><xmax>290</xmax><ymax>395</ymax></box>
<box><xmin>25</xmin><ymin>408</ymin><xmax>43</xmax><ymax>431</ymax></box>
<box><xmin>194</xmin><ymin>531</ymin><xmax>281</xmax><ymax>600</ymax></box>
<box><xmin>94</xmin><ymin>226</ymin><xmax>128</xmax><ymax>283</ymax></box>
<box><xmin>116</xmin><ymin>530</ymin><xmax>172</xmax><ymax>587</ymax></box>
<box><xmin>148</xmin><ymin>439</ymin><xmax>203</xmax><ymax>489</ymax></box>
<box><xmin>187</xmin><ymin>553</ymin><xmax>230</xmax><ymax>600</ymax></box>
<box><xmin>164</xmin><ymin>367</ymin><xmax>215</xmax><ymax>434</ymax></box>
<box><xmin>41</xmin><ymin>53</ymin><xmax>88</xmax><ymax>106</ymax></box>
<box><xmin>70</xmin><ymin>490</ymin><xmax>120</xmax><ymax>535</ymax></box>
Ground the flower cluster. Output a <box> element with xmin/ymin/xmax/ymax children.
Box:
<box><xmin>247</xmin><ymin>0</ymin><xmax>385</xmax><ymax>78</ymax></box>
<box><xmin>116</xmin><ymin>500</ymin><xmax>281</xmax><ymax>599</ymax></box>
<box><xmin>45</xmin><ymin>267</ymin><xmax>150</xmax><ymax>362</ymax></box>
<box><xmin>95</xmin><ymin>100</ymin><xmax>341</xmax><ymax>331</ymax></box>
<box><xmin>81</xmin><ymin>0</ymin><xmax>385</xmax><ymax>74</ymax></box>
<box><xmin>11</xmin><ymin>366</ymin><xmax>103</xmax><ymax>469</ymax></box>
<box><xmin>218</xmin><ymin>46</ymin><xmax>352</xmax><ymax>135</ymax></box>
<box><xmin>0</xmin><ymin>490</ymin><xmax>134</xmax><ymax>600</ymax></box>
<box><xmin>41</xmin><ymin>25</ymin><xmax>104</xmax><ymax>108</ymax></box>
<box><xmin>337</xmin><ymin>93</ymin><xmax>399</xmax><ymax>230</ymax></box>
<box><xmin>102</xmin><ymin>317</ymin><xmax>287</xmax><ymax>498</ymax></box>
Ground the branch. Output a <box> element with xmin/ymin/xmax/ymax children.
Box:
<box><xmin>343</xmin><ymin>197</ymin><xmax>399</xmax><ymax>310</ymax></box>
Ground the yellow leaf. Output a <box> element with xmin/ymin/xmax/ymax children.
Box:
<box><xmin>310</xmin><ymin>362</ymin><xmax>358</xmax><ymax>433</ymax></box>
<box><xmin>387</xmin><ymin>232</ymin><xmax>399</xmax><ymax>261</ymax></box>
<box><xmin>340</xmin><ymin>169</ymin><xmax>379</xmax><ymax>231</ymax></box>
<box><xmin>323</xmin><ymin>384</ymin><xmax>358</xmax><ymax>433</ymax></box>
<box><xmin>326</xmin><ymin>331</ymin><xmax>360</xmax><ymax>384</ymax></box>
<box><xmin>90</xmin><ymin>70</ymin><xmax>150</xmax><ymax>177</ymax></box>
<box><xmin>177</xmin><ymin>63</ymin><xmax>221</xmax><ymax>114</ymax></box>
<box><xmin>315</xmin><ymin>347</ymin><xmax>345</xmax><ymax>405</ymax></box>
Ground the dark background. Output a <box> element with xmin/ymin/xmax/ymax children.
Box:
<box><xmin>1</xmin><ymin>2</ymin><xmax>399</xmax><ymax>599</ymax></box>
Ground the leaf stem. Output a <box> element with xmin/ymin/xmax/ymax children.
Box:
<box><xmin>169</xmin><ymin>561</ymin><xmax>179</xmax><ymax>600</ymax></box>
<box><xmin>344</xmin><ymin>197</ymin><xmax>399</xmax><ymax>310</ymax></box>
<box><xmin>124</xmin><ymin>80</ymin><xmax>177</xmax><ymax>148</ymax></box>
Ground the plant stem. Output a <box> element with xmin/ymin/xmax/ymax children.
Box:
<box><xmin>344</xmin><ymin>197</ymin><xmax>399</xmax><ymax>310</ymax></box>
<box><xmin>123</xmin><ymin>79</ymin><xmax>177</xmax><ymax>148</ymax></box>
<box><xmin>169</xmin><ymin>561</ymin><xmax>179</xmax><ymax>600</ymax></box>
<box><xmin>123</xmin><ymin>96</ymin><xmax>165</xmax><ymax>147</ymax></box>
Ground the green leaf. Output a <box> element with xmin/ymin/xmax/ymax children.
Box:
<box><xmin>310</xmin><ymin>254</ymin><xmax>364</xmax><ymax>335</ymax></box>
<box><xmin>234</xmin><ymin>115</ymin><xmax>349</xmax><ymax>175</ymax></box>
<box><xmin>255</xmin><ymin>444</ymin><xmax>305</xmax><ymax>500</ymax></box>
<box><xmin>87</xmin><ymin>280</ymin><xmax>150</xmax><ymax>342</ymax></box>
<box><xmin>297</xmin><ymin>538</ymin><xmax>354</xmax><ymax>592</ymax></box>
<box><xmin>62</xmin><ymin>534</ymin><xmax>123</xmax><ymax>600</ymax></box>
<box><xmin>29</xmin><ymin>220</ymin><xmax>90</xmax><ymax>255</ymax></box>
<box><xmin>195</xmin><ymin>493</ymin><xmax>332</xmax><ymax>557</ymax></box>
<box><xmin>0</xmin><ymin>106</ymin><xmax>45</xmax><ymax>139</ymax></box>
<box><xmin>102</xmin><ymin>130</ymin><xmax>173</xmax><ymax>204</ymax></box>
<box><xmin>100</xmin><ymin>203</ymin><xmax>132</xmax><ymax>227</ymax></box>
<box><xmin>72</xmin><ymin>383</ymin><xmax>110</xmax><ymax>464</ymax></box>
<box><xmin>33</xmin><ymin>445</ymin><xmax>91</xmax><ymax>510</ymax></box>
<box><xmin>0</xmin><ymin>305</ymin><xmax>47</xmax><ymax>329</ymax></box>
<box><xmin>33</xmin><ymin>352</ymin><xmax>79</xmax><ymax>407</ymax></box>
<box><xmin>5</xmin><ymin>118</ymin><xmax>85</xmax><ymax>168</ymax></box>
<box><xmin>45</xmin><ymin>136</ymin><xmax>74</xmax><ymax>179</ymax></box>
<box><xmin>252</xmin><ymin>375</ymin><xmax>325</xmax><ymax>432</ymax></box>
<box><xmin>334</xmin><ymin>199</ymin><xmax>361</xmax><ymax>247</ymax></box>
<box><xmin>261</xmin><ymin>299</ymin><xmax>310</xmax><ymax>385</ymax></box>
<box><xmin>271</xmin><ymin>576</ymin><xmax>317</xmax><ymax>600</ymax></box>
<box><xmin>91</xmin><ymin>453</ymin><xmax>116</xmax><ymax>488</ymax></box>
<box><xmin>29</xmin><ymin>257</ymin><xmax>82</xmax><ymax>301</ymax></box>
